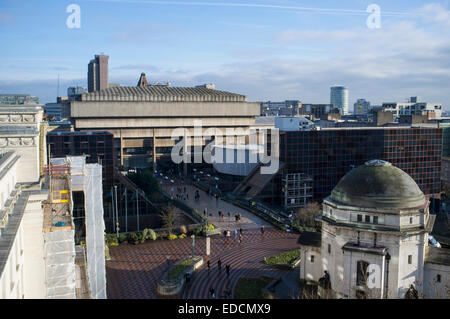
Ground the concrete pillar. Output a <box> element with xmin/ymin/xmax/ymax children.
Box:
<box><xmin>120</xmin><ymin>129</ymin><xmax>124</xmax><ymax>167</ymax></box>
<box><xmin>153</xmin><ymin>128</ymin><xmax>156</xmax><ymax>171</ymax></box>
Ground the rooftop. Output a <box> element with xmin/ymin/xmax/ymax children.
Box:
<box><xmin>79</xmin><ymin>86</ymin><xmax>248</xmax><ymax>102</ymax></box>
<box><xmin>425</xmin><ymin>246</ymin><xmax>450</xmax><ymax>266</ymax></box>
<box><xmin>331</xmin><ymin>160</ymin><xmax>426</xmax><ymax>209</ymax></box>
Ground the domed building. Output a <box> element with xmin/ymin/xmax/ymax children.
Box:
<box><xmin>298</xmin><ymin>160</ymin><xmax>450</xmax><ymax>299</ymax></box>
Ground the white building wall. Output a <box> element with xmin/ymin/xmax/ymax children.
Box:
<box><xmin>423</xmin><ymin>263</ymin><xmax>450</xmax><ymax>299</ymax></box>
<box><xmin>22</xmin><ymin>196</ymin><xmax>46</xmax><ymax>298</ymax></box>
<box><xmin>0</xmin><ymin>222</ymin><xmax>25</xmax><ymax>299</ymax></box>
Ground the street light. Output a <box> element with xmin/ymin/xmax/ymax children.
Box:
<box><xmin>166</xmin><ymin>255</ymin><xmax>171</xmax><ymax>280</ymax></box>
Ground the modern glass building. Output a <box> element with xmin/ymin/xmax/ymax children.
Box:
<box><xmin>330</xmin><ymin>86</ymin><xmax>349</xmax><ymax>115</ymax></box>
<box><xmin>258</xmin><ymin>127</ymin><xmax>442</xmax><ymax>205</ymax></box>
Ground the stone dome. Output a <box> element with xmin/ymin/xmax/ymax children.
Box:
<box><xmin>330</xmin><ymin>160</ymin><xmax>426</xmax><ymax>209</ymax></box>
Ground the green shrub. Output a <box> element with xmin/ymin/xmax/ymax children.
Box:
<box><xmin>145</xmin><ymin>228</ymin><xmax>157</xmax><ymax>241</ymax></box>
<box><xmin>129</xmin><ymin>232</ymin><xmax>141</xmax><ymax>245</ymax></box>
<box><xmin>118</xmin><ymin>233</ymin><xmax>128</xmax><ymax>244</ymax></box>
<box><xmin>178</xmin><ymin>234</ymin><xmax>186</xmax><ymax>239</ymax></box>
<box><xmin>105</xmin><ymin>233</ymin><xmax>119</xmax><ymax>246</ymax></box>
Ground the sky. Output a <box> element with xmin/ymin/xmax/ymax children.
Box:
<box><xmin>0</xmin><ymin>0</ymin><xmax>450</xmax><ymax>108</ymax></box>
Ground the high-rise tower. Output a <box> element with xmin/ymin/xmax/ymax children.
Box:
<box><xmin>330</xmin><ymin>85</ymin><xmax>349</xmax><ymax>114</ymax></box>
<box><xmin>88</xmin><ymin>54</ymin><xmax>109</xmax><ymax>92</ymax></box>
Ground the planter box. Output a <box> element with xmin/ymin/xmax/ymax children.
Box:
<box><xmin>157</xmin><ymin>256</ymin><xmax>203</xmax><ymax>296</ymax></box>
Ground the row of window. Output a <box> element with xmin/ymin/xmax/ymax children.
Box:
<box><xmin>357</xmin><ymin>214</ymin><xmax>378</xmax><ymax>224</ymax></box>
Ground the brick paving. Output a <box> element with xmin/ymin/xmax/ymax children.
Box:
<box><xmin>106</xmin><ymin>227</ymin><xmax>299</xmax><ymax>299</ymax></box>
<box><xmin>106</xmin><ymin>177</ymin><xmax>298</xmax><ymax>299</ymax></box>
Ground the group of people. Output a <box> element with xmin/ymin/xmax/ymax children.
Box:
<box><xmin>206</xmin><ymin>259</ymin><xmax>231</xmax><ymax>276</ymax></box>
<box><xmin>208</xmin><ymin>286</ymin><xmax>231</xmax><ymax>299</ymax></box>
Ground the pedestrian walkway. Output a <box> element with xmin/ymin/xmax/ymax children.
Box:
<box><xmin>159</xmin><ymin>177</ymin><xmax>270</xmax><ymax>231</ymax></box>
<box><xmin>106</xmin><ymin>227</ymin><xmax>298</xmax><ymax>299</ymax></box>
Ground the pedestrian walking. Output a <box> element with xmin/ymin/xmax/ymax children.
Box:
<box><xmin>207</xmin><ymin>260</ymin><xmax>210</xmax><ymax>271</ymax></box>
<box><xmin>239</xmin><ymin>227</ymin><xmax>243</xmax><ymax>235</ymax></box>
<box><xmin>218</xmin><ymin>210</ymin><xmax>221</xmax><ymax>218</ymax></box>
<box><xmin>225</xmin><ymin>264</ymin><xmax>230</xmax><ymax>277</ymax></box>
<box><xmin>209</xmin><ymin>287</ymin><xmax>215</xmax><ymax>298</ymax></box>
<box><xmin>218</xmin><ymin>258</ymin><xmax>222</xmax><ymax>271</ymax></box>
<box><xmin>233</xmin><ymin>229</ymin><xmax>237</xmax><ymax>239</ymax></box>
<box><xmin>261</xmin><ymin>225</ymin><xmax>265</xmax><ymax>235</ymax></box>
<box><xmin>239</xmin><ymin>233</ymin><xmax>243</xmax><ymax>244</ymax></box>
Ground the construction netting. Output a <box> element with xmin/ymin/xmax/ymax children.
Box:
<box><xmin>43</xmin><ymin>227</ymin><xmax>77</xmax><ymax>298</ymax></box>
<box><xmin>84</xmin><ymin>163</ymin><xmax>107</xmax><ymax>299</ymax></box>
<box><xmin>67</xmin><ymin>156</ymin><xmax>86</xmax><ymax>191</ymax></box>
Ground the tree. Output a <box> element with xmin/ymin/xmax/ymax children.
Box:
<box><xmin>128</xmin><ymin>168</ymin><xmax>160</xmax><ymax>194</ymax></box>
<box><xmin>160</xmin><ymin>205</ymin><xmax>178</xmax><ymax>235</ymax></box>
<box><xmin>295</xmin><ymin>202</ymin><xmax>321</xmax><ymax>228</ymax></box>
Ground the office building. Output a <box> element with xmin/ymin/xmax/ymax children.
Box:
<box><xmin>88</xmin><ymin>55</ymin><xmax>109</xmax><ymax>92</ymax></box>
<box><xmin>330</xmin><ymin>86</ymin><xmax>349</xmax><ymax>115</ymax></box>
<box><xmin>47</xmin><ymin>131</ymin><xmax>114</xmax><ymax>192</ymax></box>
<box><xmin>67</xmin><ymin>86</ymin><xmax>87</xmax><ymax>98</ymax></box>
<box><xmin>354</xmin><ymin>99</ymin><xmax>371</xmax><ymax>115</ymax></box>
<box><xmin>234</xmin><ymin>127</ymin><xmax>442</xmax><ymax>208</ymax></box>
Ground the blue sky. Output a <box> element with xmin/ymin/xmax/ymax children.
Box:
<box><xmin>0</xmin><ymin>0</ymin><xmax>450</xmax><ymax>107</ymax></box>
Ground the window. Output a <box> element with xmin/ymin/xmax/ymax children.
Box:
<box><xmin>410</xmin><ymin>217</ymin><xmax>413</xmax><ymax>224</ymax></box>
<box><xmin>408</xmin><ymin>255</ymin><xmax>412</xmax><ymax>264</ymax></box>
<box><xmin>310</xmin><ymin>255</ymin><xmax>315</xmax><ymax>263</ymax></box>
<box><xmin>436</xmin><ymin>274</ymin><xmax>441</xmax><ymax>283</ymax></box>
<box><xmin>357</xmin><ymin>215</ymin><xmax>362</xmax><ymax>222</ymax></box>
<box><xmin>356</xmin><ymin>260</ymin><xmax>370</xmax><ymax>287</ymax></box>
<box><xmin>373</xmin><ymin>216</ymin><xmax>378</xmax><ymax>224</ymax></box>
<box><xmin>328</xmin><ymin>244</ymin><xmax>331</xmax><ymax>254</ymax></box>
<box><xmin>365</xmin><ymin>215</ymin><xmax>370</xmax><ymax>223</ymax></box>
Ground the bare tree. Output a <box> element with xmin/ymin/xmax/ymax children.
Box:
<box><xmin>160</xmin><ymin>205</ymin><xmax>178</xmax><ymax>235</ymax></box>
<box><xmin>295</xmin><ymin>202</ymin><xmax>321</xmax><ymax>228</ymax></box>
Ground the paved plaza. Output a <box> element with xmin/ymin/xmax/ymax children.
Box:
<box><xmin>106</xmin><ymin>227</ymin><xmax>299</xmax><ymax>299</ymax></box>
<box><xmin>106</xmin><ymin>180</ymin><xmax>299</xmax><ymax>299</ymax></box>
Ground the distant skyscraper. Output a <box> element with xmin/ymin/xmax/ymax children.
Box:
<box><xmin>330</xmin><ymin>86</ymin><xmax>349</xmax><ymax>114</ymax></box>
<box><xmin>353</xmin><ymin>98</ymin><xmax>371</xmax><ymax>115</ymax></box>
<box><xmin>87</xmin><ymin>54</ymin><xmax>109</xmax><ymax>92</ymax></box>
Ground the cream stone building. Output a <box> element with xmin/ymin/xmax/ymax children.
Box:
<box><xmin>299</xmin><ymin>160</ymin><xmax>450</xmax><ymax>299</ymax></box>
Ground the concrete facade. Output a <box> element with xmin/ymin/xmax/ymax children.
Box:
<box><xmin>66</xmin><ymin>86</ymin><xmax>261</xmax><ymax>168</ymax></box>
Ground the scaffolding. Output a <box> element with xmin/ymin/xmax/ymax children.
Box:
<box><xmin>42</xmin><ymin>156</ymin><xmax>106</xmax><ymax>299</ymax></box>
<box><xmin>282</xmin><ymin>173</ymin><xmax>313</xmax><ymax>210</ymax></box>
<box><xmin>43</xmin><ymin>158</ymin><xmax>76</xmax><ymax>298</ymax></box>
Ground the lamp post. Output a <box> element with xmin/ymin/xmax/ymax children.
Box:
<box><xmin>114</xmin><ymin>185</ymin><xmax>119</xmax><ymax>239</ymax></box>
<box><xmin>166</xmin><ymin>255</ymin><xmax>171</xmax><ymax>280</ymax></box>
<box><xmin>191</xmin><ymin>234</ymin><xmax>195</xmax><ymax>258</ymax></box>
